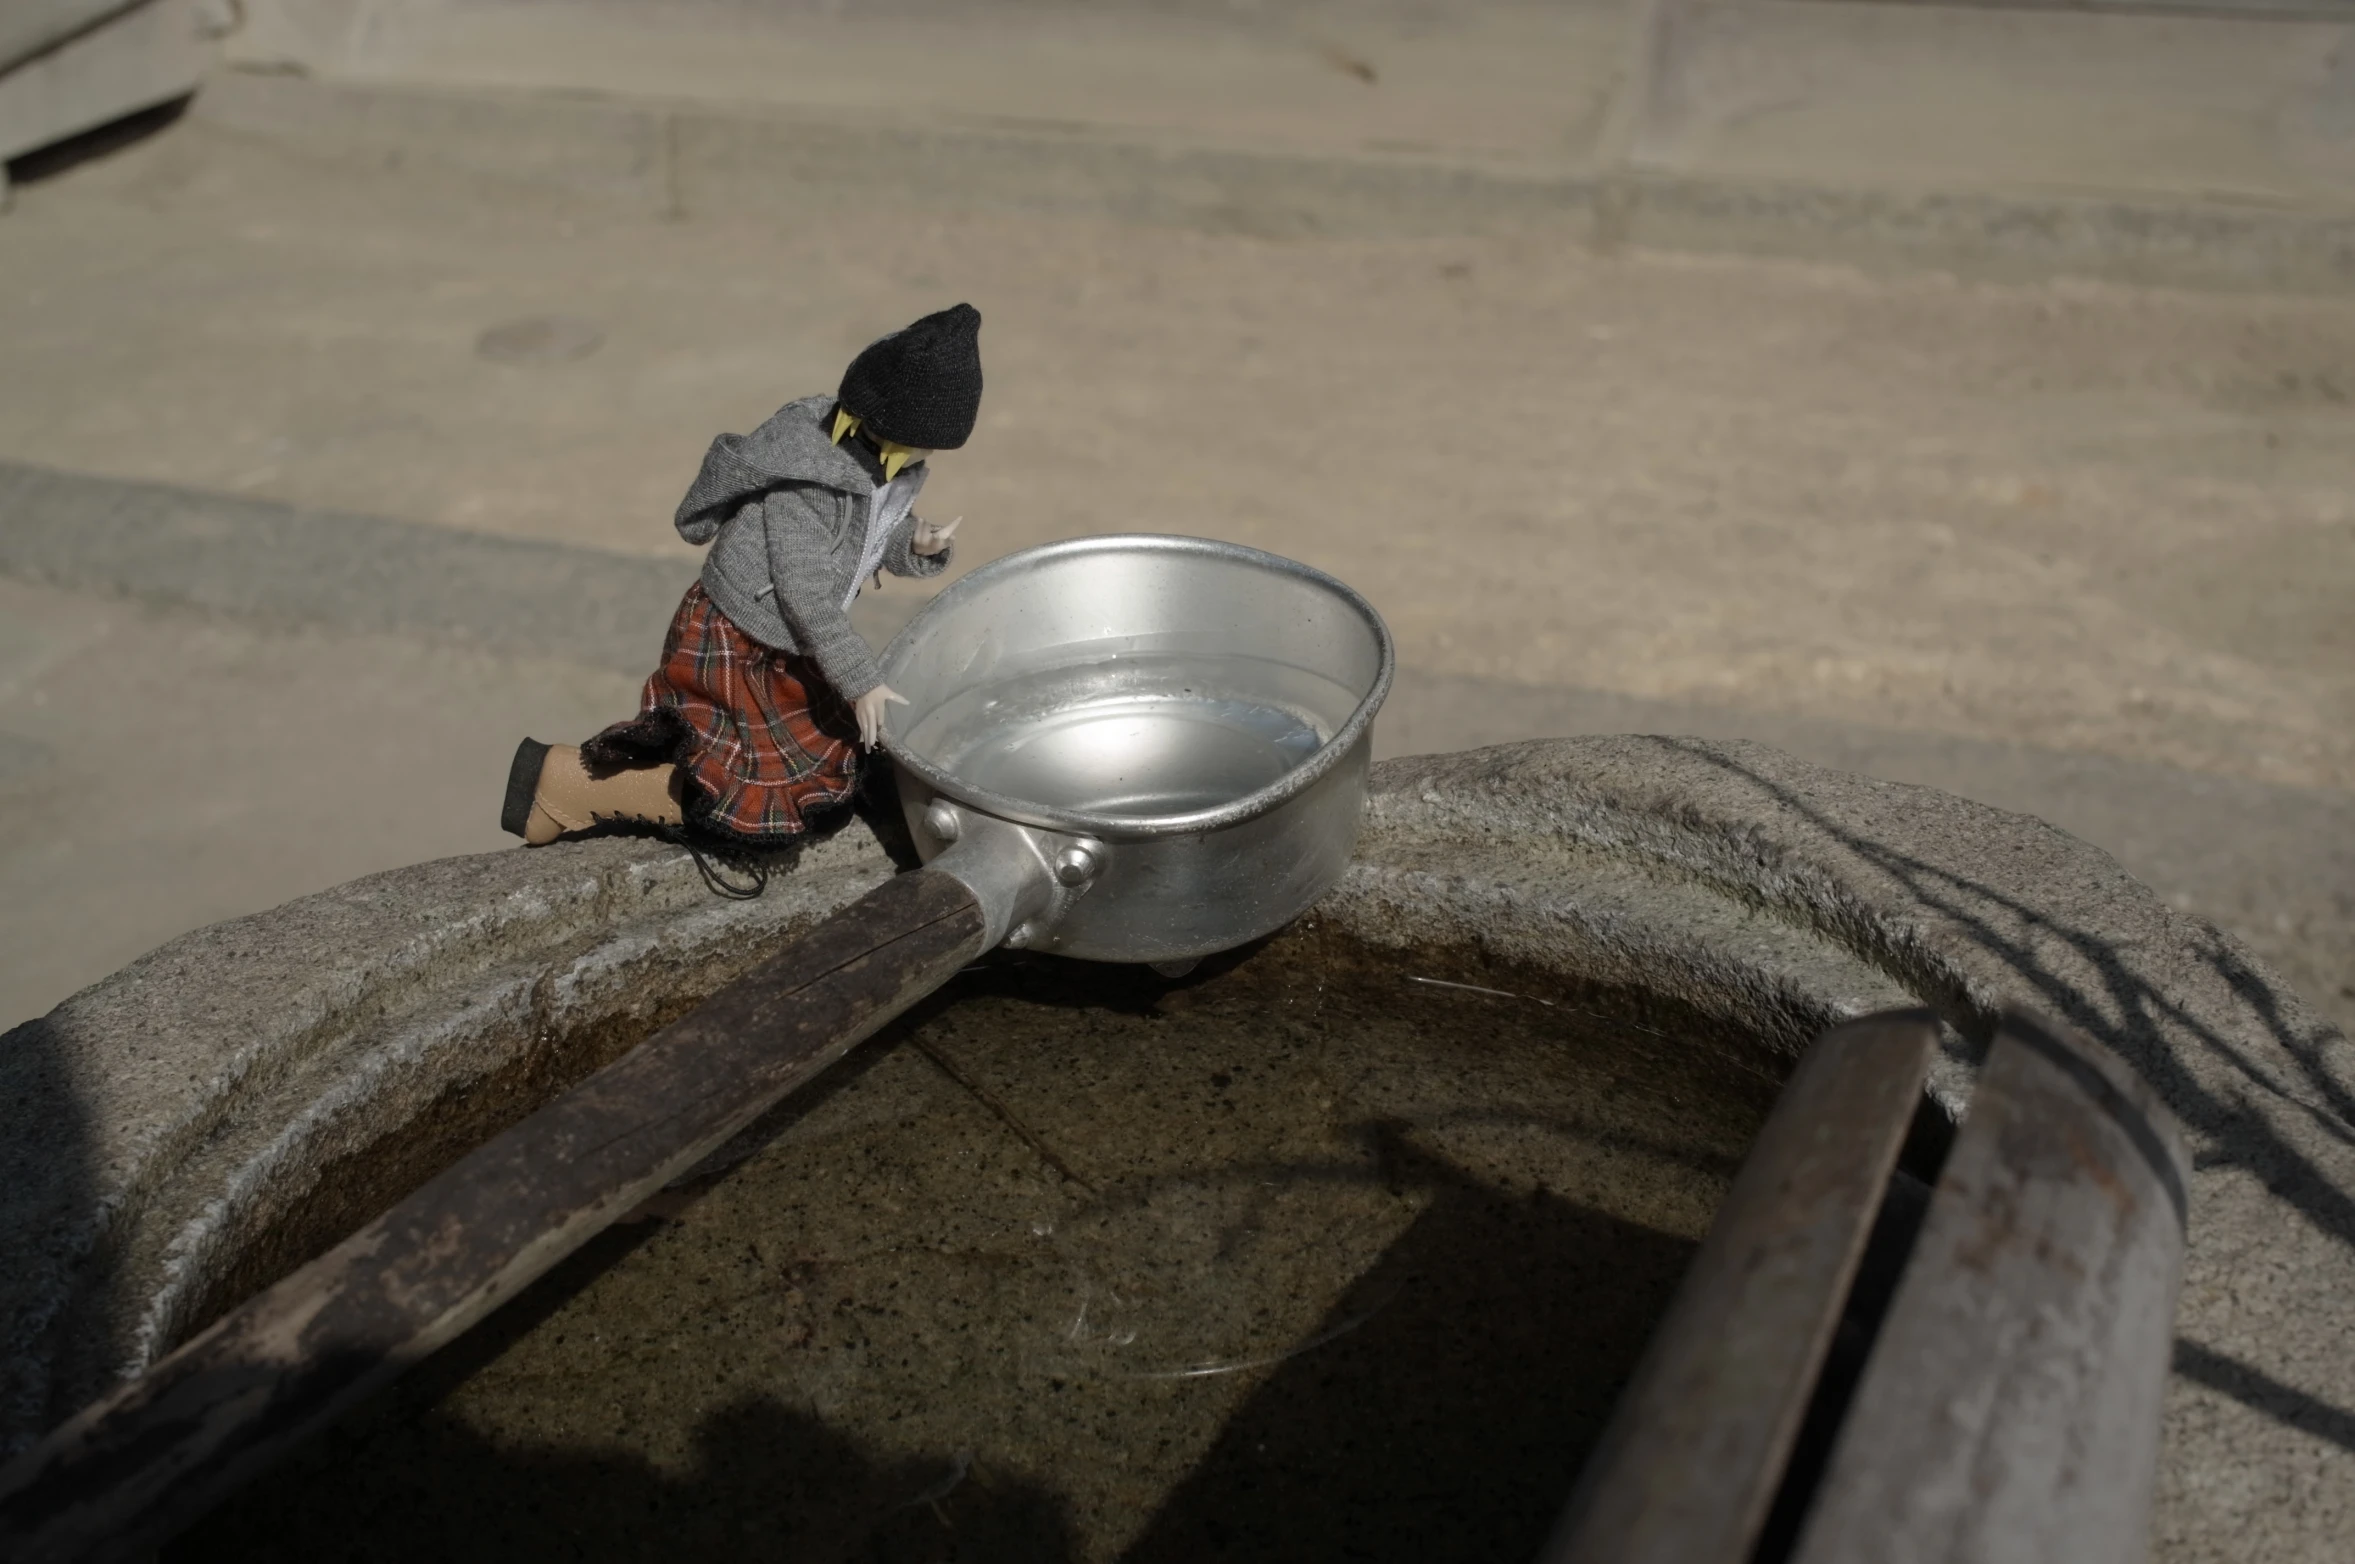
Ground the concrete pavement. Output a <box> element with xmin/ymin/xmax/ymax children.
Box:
<box><xmin>190</xmin><ymin>0</ymin><xmax>2355</xmax><ymax>290</ymax></box>
<box><xmin>4</xmin><ymin>462</ymin><xmax>2348</xmax><ymax>1046</ymax></box>
<box><xmin>0</xmin><ymin>0</ymin><xmax>2347</xmax><ymax>1077</ymax></box>
<box><xmin>6</xmin><ymin>115</ymin><xmax>2353</xmax><ymax>790</ymax></box>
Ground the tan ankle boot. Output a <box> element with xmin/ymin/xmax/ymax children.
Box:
<box><xmin>503</xmin><ymin>739</ymin><xmax>685</xmax><ymax>846</ymax></box>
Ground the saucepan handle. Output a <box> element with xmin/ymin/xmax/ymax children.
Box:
<box><xmin>0</xmin><ymin>866</ymin><xmax>990</xmax><ymax>1564</ymax></box>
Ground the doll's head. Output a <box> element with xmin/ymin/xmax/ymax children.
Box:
<box><xmin>834</xmin><ymin>303</ymin><xmax>983</xmax><ymax>479</ymax></box>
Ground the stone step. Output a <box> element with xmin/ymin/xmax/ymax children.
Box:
<box><xmin>164</xmin><ymin>0</ymin><xmax>2355</xmax><ymax>290</ymax></box>
<box><xmin>1631</xmin><ymin>0</ymin><xmax>2355</xmax><ymax>210</ymax></box>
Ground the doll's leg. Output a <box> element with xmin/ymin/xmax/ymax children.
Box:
<box><xmin>502</xmin><ymin>740</ymin><xmax>685</xmax><ymax>846</ymax></box>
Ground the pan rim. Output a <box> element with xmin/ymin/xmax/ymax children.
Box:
<box><xmin>879</xmin><ymin>533</ymin><xmax>1395</xmax><ymax>839</ymax></box>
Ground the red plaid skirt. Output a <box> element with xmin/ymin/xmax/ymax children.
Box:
<box><xmin>620</xmin><ymin>583</ymin><xmax>861</xmax><ymax>841</ymax></box>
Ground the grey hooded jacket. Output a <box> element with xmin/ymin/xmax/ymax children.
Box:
<box><xmin>675</xmin><ymin>394</ymin><xmax>951</xmax><ymax>700</ymax></box>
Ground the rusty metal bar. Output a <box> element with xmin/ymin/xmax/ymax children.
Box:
<box><xmin>0</xmin><ymin>867</ymin><xmax>990</xmax><ymax>1564</ymax></box>
<box><xmin>1787</xmin><ymin>1006</ymin><xmax>2189</xmax><ymax>1564</ymax></box>
<box><xmin>1540</xmin><ymin>1008</ymin><xmax>1943</xmax><ymax>1564</ymax></box>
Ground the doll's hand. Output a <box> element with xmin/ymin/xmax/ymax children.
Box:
<box><xmin>912</xmin><ymin>515</ymin><xmax>961</xmax><ymax>557</ymax></box>
<box><xmin>854</xmin><ymin>684</ymin><xmax>909</xmax><ymax>748</ymax></box>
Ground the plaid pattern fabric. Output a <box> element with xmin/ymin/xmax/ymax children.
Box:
<box><xmin>626</xmin><ymin>583</ymin><xmax>861</xmax><ymax>840</ymax></box>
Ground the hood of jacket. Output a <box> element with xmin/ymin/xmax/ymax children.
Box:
<box><xmin>674</xmin><ymin>394</ymin><xmax>884</xmax><ymax>545</ymax></box>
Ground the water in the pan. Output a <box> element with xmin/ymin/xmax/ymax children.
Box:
<box><xmin>901</xmin><ymin>648</ymin><xmax>1358</xmax><ymax>816</ymax></box>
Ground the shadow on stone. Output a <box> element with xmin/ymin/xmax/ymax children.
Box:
<box><xmin>2173</xmin><ymin>1340</ymin><xmax>2355</xmax><ymax>1459</ymax></box>
<box><xmin>162</xmin><ymin>1202</ymin><xmax>1079</xmax><ymax>1562</ymax></box>
<box><xmin>166</xmin><ymin>1392</ymin><xmax>1080</xmax><ymax>1563</ymax></box>
<box><xmin>158</xmin><ymin>1083</ymin><xmax>1700</xmax><ymax>1563</ymax></box>
<box><xmin>1118</xmin><ymin>1129</ymin><xmax>1696</xmax><ymax>1564</ymax></box>
<box><xmin>0</xmin><ymin>1017</ymin><xmax>96</xmax><ymax>1460</ymax></box>
<box><xmin>1676</xmin><ymin>740</ymin><xmax>2355</xmax><ymax>1256</ymax></box>
<box><xmin>1664</xmin><ymin>740</ymin><xmax>2355</xmax><ymax>1458</ymax></box>
<box><xmin>5</xmin><ymin>96</ymin><xmax>188</xmax><ymax>185</ymax></box>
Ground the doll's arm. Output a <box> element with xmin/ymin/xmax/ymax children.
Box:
<box><xmin>762</xmin><ymin>487</ymin><xmax>885</xmax><ymax>699</ymax></box>
<box><xmin>883</xmin><ymin>506</ymin><xmax>952</xmax><ymax>579</ymax></box>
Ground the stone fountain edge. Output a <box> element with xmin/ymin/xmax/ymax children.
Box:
<box><xmin>1</xmin><ymin>735</ymin><xmax>2348</xmax><ymax>1558</ymax></box>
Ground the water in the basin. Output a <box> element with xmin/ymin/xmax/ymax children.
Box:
<box><xmin>174</xmin><ymin>934</ymin><xmax>1779</xmax><ymax>1564</ymax></box>
<box><xmin>899</xmin><ymin>649</ymin><xmax>1354</xmax><ymax>816</ymax></box>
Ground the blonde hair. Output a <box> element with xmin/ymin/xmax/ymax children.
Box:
<box><xmin>830</xmin><ymin>406</ymin><xmax>925</xmax><ymax>482</ymax></box>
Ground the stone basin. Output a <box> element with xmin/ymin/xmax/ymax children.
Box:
<box><xmin>4</xmin><ymin>739</ymin><xmax>2351</xmax><ymax>1560</ymax></box>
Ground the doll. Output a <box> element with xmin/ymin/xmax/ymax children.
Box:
<box><xmin>501</xmin><ymin>303</ymin><xmax>981</xmax><ymax>851</ymax></box>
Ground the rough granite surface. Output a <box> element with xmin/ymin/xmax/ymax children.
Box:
<box><xmin>1350</xmin><ymin>740</ymin><xmax>2354</xmax><ymax>1563</ymax></box>
<box><xmin>0</xmin><ymin>738</ymin><xmax>2346</xmax><ymax>1560</ymax></box>
<box><xmin>0</xmin><ymin>822</ymin><xmax>901</xmax><ymax>1464</ymax></box>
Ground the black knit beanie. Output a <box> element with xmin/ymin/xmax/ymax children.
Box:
<box><xmin>836</xmin><ymin>303</ymin><xmax>984</xmax><ymax>450</ymax></box>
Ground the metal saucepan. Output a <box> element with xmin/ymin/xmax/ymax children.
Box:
<box><xmin>883</xmin><ymin>533</ymin><xmax>1393</xmax><ymax>963</ymax></box>
<box><xmin>0</xmin><ymin>536</ymin><xmax>1392</xmax><ymax>1561</ymax></box>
